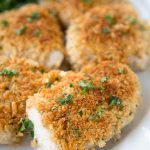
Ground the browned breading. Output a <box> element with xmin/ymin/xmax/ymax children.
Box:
<box><xmin>67</xmin><ymin>4</ymin><xmax>150</xmax><ymax>70</ymax></box>
<box><xmin>27</xmin><ymin>61</ymin><xmax>140</xmax><ymax>149</ymax></box>
<box><xmin>40</xmin><ymin>0</ymin><xmax>129</xmax><ymax>26</ymax></box>
<box><xmin>0</xmin><ymin>56</ymin><xmax>46</xmax><ymax>143</ymax></box>
<box><xmin>0</xmin><ymin>4</ymin><xmax>65</xmax><ymax>68</ymax></box>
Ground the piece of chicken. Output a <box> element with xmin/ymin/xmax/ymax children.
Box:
<box><xmin>0</xmin><ymin>4</ymin><xmax>65</xmax><ymax>68</ymax></box>
<box><xmin>66</xmin><ymin>4</ymin><xmax>150</xmax><ymax>71</ymax></box>
<box><xmin>27</xmin><ymin>61</ymin><xmax>140</xmax><ymax>150</ymax></box>
<box><xmin>39</xmin><ymin>0</ymin><xmax>129</xmax><ymax>26</ymax></box>
<box><xmin>0</xmin><ymin>56</ymin><xmax>47</xmax><ymax>144</ymax></box>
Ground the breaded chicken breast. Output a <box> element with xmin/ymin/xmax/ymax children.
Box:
<box><xmin>27</xmin><ymin>61</ymin><xmax>140</xmax><ymax>150</ymax></box>
<box><xmin>67</xmin><ymin>4</ymin><xmax>150</xmax><ymax>70</ymax></box>
<box><xmin>39</xmin><ymin>0</ymin><xmax>129</xmax><ymax>26</ymax></box>
<box><xmin>0</xmin><ymin>56</ymin><xmax>46</xmax><ymax>144</ymax></box>
<box><xmin>0</xmin><ymin>4</ymin><xmax>65</xmax><ymax>68</ymax></box>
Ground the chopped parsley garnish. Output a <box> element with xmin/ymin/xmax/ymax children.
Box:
<box><xmin>51</xmin><ymin>105</ymin><xmax>57</xmax><ymax>111</ymax></box>
<box><xmin>109</xmin><ymin>95</ymin><xmax>122</xmax><ymax>107</ymax></box>
<box><xmin>118</xmin><ymin>68</ymin><xmax>123</xmax><ymax>75</ymax></box>
<box><xmin>57</xmin><ymin>94</ymin><xmax>73</xmax><ymax>105</ymax></box>
<box><xmin>126</xmin><ymin>16</ymin><xmax>146</xmax><ymax>31</ymax></box>
<box><xmin>75</xmin><ymin>128</ymin><xmax>80</xmax><ymax>138</ymax></box>
<box><xmin>0</xmin><ymin>68</ymin><xmax>17</xmax><ymax>77</ymax></box>
<box><xmin>15</xmin><ymin>25</ymin><xmax>26</xmax><ymax>35</ymax></box>
<box><xmin>104</xmin><ymin>15</ymin><xmax>113</xmax><ymax>25</ymax></box>
<box><xmin>82</xmin><ymin>0</ymin><xmax>92</xmax><ymax>4</ymax></box>
<box><xmin>31</xmin><ymin>12</ymin><xmax>40</xmax><ymax>20</ymax></box>
<box><xmin>0</xmin><ymin>20</ymin><xmax>9</xmax><ymax>28</ymax></box>
<box><xmin>130</xmin><ymin>18</ymin><xmax>137</xmax><ymax>25</ymax></box>
<box><xmin>126</xmin><ymin>16</ymin><xmax>138</xmax><ymax>25</ymax></box>
<box><xmin>45</xmin><ymin>82</ymin><xmax>51</xmax><ymax>88</ymax></box>
<box><xmin>78</xmin><ymin>80</ymin><xmax>93</xmax><ymax>94</ymax></box>
<box><xmin>97</xmin><ymin>106</ymin><xmax>103</xmax><ymax>117</ymax></box>
<box><xmin>33</xmin><ymin>29</ymin><xmax>41</xmax><ymax>37</ymax></box>
<box><xmin>78</xmin><ymin>108</ymin><xmax>83</xmax><ymax>117</ymax></box>
<box><xmin>19</xmin><ymin>118</ymin><xmax>34</xmax><ymax>139</ymax></box>
<box><xmin>101</xmin><ymin>76</ymin><xmax>109</xmax><ymax>83</ymax></box>
<box><xmin>69</xmin><ymin>83</ymin><xmax>73</xmax><ymax>88</ymax></box>
<box><xmin>88</xmin><ymin>107</ymin><xmax>103</xmax><ymax>121</ymax></box>
<box><xmin>101</xmin><ymin>27</ymin><xmax>110</xmax><ymax>34</ymax></box>
<box><xmin>40</xmin><ymin>69</ymin><xmax>45</xmax><ymax>74</ymax></box>
<box><xmin>26</xmin><ymin>12</ymin><xmax>40</xmax><ymax>23</ymax></box>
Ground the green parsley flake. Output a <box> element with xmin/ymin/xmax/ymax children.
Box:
<box><xmin>69</xmin><ymin>83</ymin><xmax>73</xmax><ymax>88</ymax></box>
<box><xmin>57</xmin><ymin>94</ymin><xmax>73</xmax><ymax>105</ymax></box>
<box><xmin>104</xmin><ymin>15</ymin><xmax>113</xmax><ymax>25</ymax></box>
<box><xmin>0</xmin><ymin>20</ymin><xmax>9</xmax><ymax>28</ymax></box>
<box><xmin>97</xmin><ymin>106</ymin><xmax>103</xmax><ymax>117</ymax></box>
<box><xmin>33</xmin><ymin>29</ymin><xmax>41</xmax><ymax>37</ymax></box>
<box><xmin>19</xmin><ymin>118</ymin><xmax>34</xmax><ymax>139</ymax></box>
<box><xmin>15</xmin><ymin>25</ymin><xmax>26</xmax><ymax>35</ymax></box>
<box><xmin>51</xmin><ymin>105</ymin><xmax>57</xmax><ymax>111</ymax></box>
<box><xmin>101</xmin><ymin>27</ymin><xmax>110</xmax><ymax>34</ymax></box>
<box><xmin>88</xmin><ymin>107</ymin><xmax>103</xmax><ymax>121</ymax></box>
<box><xmin>118</xmin><ymin>68</ymin><xmax>123</xmax><ymax>75</ymax></box>
<box><xmin>109</xmin><ymin>95</ymin><xmax>122</xmax><ymax>107</ymax></box>
<box><xmin>78</xmin><ymin>80</ymin><xmax>93</xmax><ymax>94</ymax></box>
<box><xmin>45</xmin><ymin>82</ymin><xmax>51</xmax><ymax>88</ymax></box>
<box><xmin>31</xmin><ymin>12</ymin><xmax>40</xmax><ymax>20</ymax></box>
<box><xmin>75</xmin><ymin>128</ymin><xmax>80</xmax><ymax>138</ymax></box>
<box><xmin>101</xmin><ymin>76</ymin><xmax>109</xmax><ymax>83</ymax></box>
<box><xmin>26</xmin><ymin>12</ymin><xmax>40</xmax><ymax>23</ymax></box>
<box><xmin>126</xmin><ymin>16</ymin><xmax>138</xmax><ymax>25</ymax></box>
<box><xmin>40</xmin><ymin>69</ymin><xmax>45</xmax><ymax>74</ymax></box>
<box><xmin>0</xmin><ymin>68</ymin><xmax>17</xmax><ymax>77</ymax></box>
<box><xmin>78</xmin><ymin>108</ymin><xmax>83</xmax><ymax>117</ymax></box>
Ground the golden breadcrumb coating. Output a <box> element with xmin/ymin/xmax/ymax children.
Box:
<box><xmin>0</xmin><ymin>56</ymin><xmax>46</xmax><ymax>143</ymax></box>
<box><xmin>40</xmin><ymin>0</ymin><xmax>129</xmax><ymax>26</ymax></box>
<box><xmin>0</xmin><ymin>4</ymin><xmax>65</xmax><ymax>68</ymax></box>
<box><xmin>27</xmin><ymin>61</ymin><xmax>140</xmax><ymax>150</ymax></box>
<box><xmin>67</xmin><ymin>4</ymin><xmax>150</xmax><ymax>70</ymax></box>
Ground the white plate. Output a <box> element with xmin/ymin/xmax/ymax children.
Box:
<box><xmin>1</xmin><ymin>0</ymin><xmax>150</xmax><ymax>150</ymax></box>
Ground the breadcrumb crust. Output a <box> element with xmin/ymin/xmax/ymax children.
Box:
<box><xmin>27</xmin><ymin>61</ymin><xmax>140</xmax><ymax>150</ymax></box>
<box><xmin>40</xmin><ymin>0</ymin><xmax>129</xmax><ymax>26</ymax></box>
<box><xmin>67</xmin><ymin>4</ymin><xmax>150</xmax><ymax>70</ymax></box>
<box><xmin>0</xmin><ymin>4</ymin><xmax>65</xmax><ymax>68</ymax></box>
<box><xmin>0</xmin><ymin>56</ymin><xmax>46</xmax><ymax>143</ymax></box>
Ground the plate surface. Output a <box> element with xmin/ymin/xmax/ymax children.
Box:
<box><xmin>1</xmin><ymin>0</ymin><xmax>150</xmax><ymax>150</ymax></box>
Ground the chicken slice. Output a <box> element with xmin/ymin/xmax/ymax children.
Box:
<box><xmin>27</xmin><ymin>61</ymin><xmax>141</xmax><ymax>150</ymax></box>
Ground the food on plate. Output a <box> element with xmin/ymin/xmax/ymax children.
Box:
<box><xmin>66</xmin><ymin>4</ymin><xmax>150</xmax><ymax>70</ymax></box>
<box><xmin>27</xmin><ymin>61</ymin><xmax>140</xmax><ymax>150</ymax></box>
<box><xmin>39</xmin><ymin>0</ymin><xmax>129</xmax><ymax>26</ymax></box>
<box><xmin>0</xmin><ymin>56</ymin><xmax>46</xmax><ymax>144</ymax></box>
<box><xmin>0</xmin><ymin>4</ymin><xmax>65</xmax><ymax>68</ymax></box>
